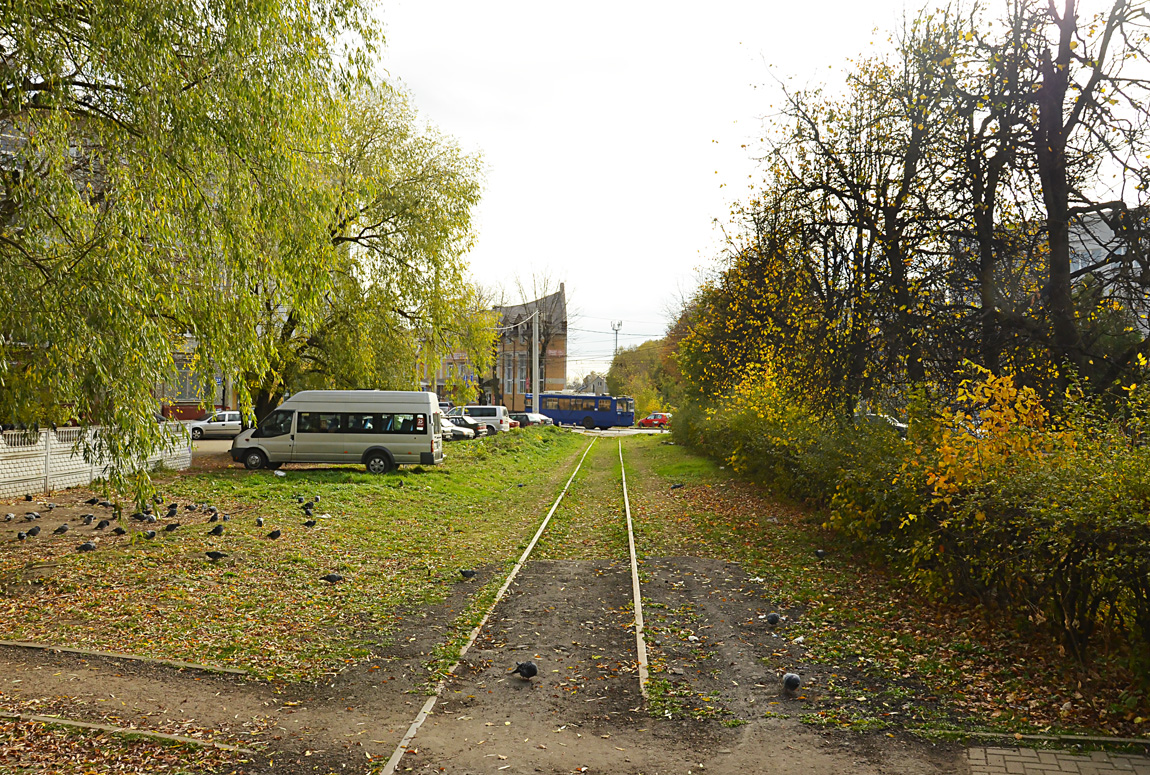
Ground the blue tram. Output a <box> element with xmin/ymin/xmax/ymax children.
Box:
<box><xmin>529</xmin><ymin>393</ymin><xmax>635</xmax><ymax>429</ymax></box>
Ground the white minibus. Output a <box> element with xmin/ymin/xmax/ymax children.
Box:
<box><xmin>230</xmin><ymin>390</ymin><xmax>443</xmax><ymax>473</ymax></box>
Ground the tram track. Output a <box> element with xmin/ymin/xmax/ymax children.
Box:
<box><xmin>381</xmin><ymin>436</ymin><xmax>651</xmax><ymax>774</ymax></box>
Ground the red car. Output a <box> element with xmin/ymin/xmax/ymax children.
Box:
<box><xmin>637</xmin><ymin>412</ymin><xmax>672</xmax><ymax>428</ymax></box>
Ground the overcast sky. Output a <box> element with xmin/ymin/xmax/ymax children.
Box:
<box><xmin>376</xmin><ymin>1</ymin><xmax>924</xmax><ymax>378</ymax></box>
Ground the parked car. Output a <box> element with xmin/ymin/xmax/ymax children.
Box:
<box><xmin>446</xmin><ymin>405</ymin><xmax>511</xmax><ymax>435</ymax></box>
<box><xmin>440</xmin><ymin>414</ymin><xmax>475</xmax><ymax>441</ymax></box>
<box><xmin>509</xmin><ymin>419</ymin><xmax>520</xmax><ymax>429</ymax></box>
<box><xmin>190</xmin><ymin>410</ymin><xmax>244</xmax><ymax>439</ymax></box>
<box><xmin>637</xmin><ymin>412</ymin><xmax>672</xmax><ymax>429</ymax></box>
<box><xmin>230</xmin><ymin>390</ymin><xmax>444</xmax><ymax>473</ymax></box>
<box><xmin>447</xmin><ymin>414</ymin><xmax>488</xmax><ymax>438</ymax></box>
<box><xmin>510</xmin><ymin>412</ymin><xmax>553</xmax><ymax>427</ymax></box>
<box><xmin>438</xmin><ymin>401</ymin><xmax>454</xmax><ymax>413</ymax></box>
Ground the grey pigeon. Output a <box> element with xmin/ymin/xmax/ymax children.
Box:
<box><xmin>17</xmin><ymin>531</ymin><xmax>26</xmax><ymax>540</ymax></box>
<box><xmin>510</xmin><ymin>661</ymin><xmax>538</xmax><ymax>679</ymax></box>
<box><xmin>165</xmin><ymin>508</ymin><xmax>178</xmax><ymax>519</ymax></box>
<box><xmin>205</xmin><ymin>551</ymin><xmax>228</xmax><ymax>562</ymax></box>
<box><xmin>46</xmin><ymin>503</ymin><xmax>56</xmax><ymax>511</ymax></box>
<box><xmin>208</xmin><ymin>506</ymin><xmax>219</xmax><ymax>515</ymax></box>
<box><xmin>24</xmin><ymin>494</ymin><xmax>32</xmax><ymax>501</ymax></box>
<box><xmin>266</xmin><ymin>529</ymin><xmax>281</xmax><ymax>540</ymax></box>
<box><xmin>131</xmin><ymin>512</ymin><xmax>147</xmax><ymax>522</ymax></box>
<box><xmin>208</xmin><ymin>513</ymin><xmax>219</xmax><ymax>523</ymax></box>
<box><xmin>144</xmin><ymin>515</ymin><xmax>157</xmax><ymax>524</ymax></box>
<box><xmin>256</xmin><ymin>517</ymin><xmax>264</xmax><ymax>527</ymax></box>
<box><xmin>168</xmin><ymin>503</ymin><xmax>177</xmax><ymax>510</ymax></box>
<box><xmin>98</xmin><ymin>500</ymin><xmax>113</xmax><ymax>508</ymax></box>
<box><xmin>53</xmin><ymin>524</ymin><xmax>68</xmax><ymax>535</ymax></box>
<box><xmin>207</xmin><ymin>524</ymin><xmax>224</xmax><ymax>536</ymax></box>
<box><xmin>112</xmin><ymin>526</ymin><xmax>126</xmax><ymax>535</ymax></box>
<box><xmin>670</xmin><ymin>483</ymin><xmax>684</xmax><ymax>489</ymax></box>
<box><xmin>312</xmin><ymin>495</ymin><xmax>320</xmax><ymax>503</ymax></box>
<box><xmin>303</xmin><ymin>519</ymin><xmax>316</xmax><ymax>528</ymax></box>
<box><xmin>815</xmin><ymin>549</ymin><xmax>826</xmax><ymax>559</ymax></box>
<box><xmin>81</xmin><ymin>514</ymin><xmax>95</xmax><ymax>525</ymax></box>
<box><xmin>320</xmin><ymin>573</ymin><xmax>342</xmax><ymax>583</ymax></box>
<box><xmin>164</xmin><ymin>523</ymin><xmax>180</xmax><ymax>532</ymax></box>
<box><xmin>185</xmin><ymin>504</ymin><xmax>197</xmax><ymax>511</ymax></box>
<box><xmin>143</xmin><ymin>530</ymin><xmax>156</xmax><ymax>539</ymax></box>
<box><xmin>782</xmin><ymin>672</ymin><xmax>801</xmax><ymax>693</ymax></box>
<box><xmin>221</xmin><ymin>514</ymin><xmax>229</xmax><ymax>522</ymax></box>
<box><xmin>76</xmin><ymin>541</ymin><xmax>96</xmax><ymax>553</ymax></box>
<box><xmin>460</xmin><ymin>569</ymin><xmax>477</xmax><ymax>580</ymax></box>
<box><xmin>766</xmin><ymin>612</ymin><xmax>780</xmax><ymax>626</ymax></box>
<box><xmin>295</xmin><ymin>496</ymin><xmax>304</xmax><ymax>503</ymax></box>
<box><xmin>3</xmin><ymin>514</ymin><xmax>12</xmax><ymax>522</ymax></box>
<box><xmin>95</xmin><ymin>520</ymin><xmax>110</xmax><ymax>530</ymax></box>
<box><xmin>85</xmin><ymin>497</ymin><xmax>99</xmax><ymax>505</ymax></box>
<box><xmin>26</xmin><ymin>525</ymin><xmax>40</xmax><ymax>537</ymax></box>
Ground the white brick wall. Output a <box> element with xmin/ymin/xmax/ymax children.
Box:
<box><xmin>0</xmin><ymin>426</ymin><xmax>192</xmax><ymax>499</ymax></box>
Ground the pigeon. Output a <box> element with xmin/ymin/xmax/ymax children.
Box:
<box><xmin>46</xmin><ymin>503</ymin><xmax>56</xmax><ymax>511</ymax></box>
<box><xmin>24</xmin><ymin>494</ymin><xmax>32</xmax><ymax>501</ymax></box>
<box><xmin>153</xmin><ymin>495</ymin><xmax>163</xmax><ymax>504</ymax></box>
<box><xmin>168</xmin><ymin>503</ymin><xmax>177</xmax><ymax>510</ymax></box>
<box><xmin>3</xmin><ymin>514</ymin><xmax>12</xmax><ymax>522</ymax></box>
<box><xmin>53</xmin><ymin>524</ymin><xmax>69</xmax><ymax>535</ymax></box>
<box><xmin>208</xmin><ymin>506</ymin><xmax>219</xmax><ymax>515</ymax></box>
<box><xmin>255</xmin><ymin>517</ymin><xmax>264</xmax><ymax>527</ymax></box>
<box><xmin>295</xmin><ymin>496</ymin><xmax>305</xmax><ymax>503</ymax></box>
<box><xmin>221</xmin><ymin>514</ymin><xmax>230</xmax><ymax>522</ymax></box>
<box><xmin>165</xmin><ymin>507</ymin><xmax>178</xmax><ymax>519</ymax></box>
<box><xmin>313</xmin><ymin>495</ymin><xmax>320</xmax><ymax>503</ymax></box>
<box><xmin>17</xmin><ymin>531</ymin><xmax>26</xmax><ymax>540</ymax></box>
<box><xmin>320</xmin><ymin>573</ymin><xmax>343</xmax><ymax>584</ymax></box>
<box><xmin>766</xmin><ymin>612</ymin><xmax>781</xmax><ymax>626</ymax></box>
<box><xmin>95</xmin><ymin>520</ymin><xmax>110</xmax><ymax>530</ymax></box>
<box><xmin>302</xmin><ymin>502</ymin><xmax>314</xmax><ymax>514</ymax></box>
<box><xmin>112</xmin><ymin>526</ymin><xmax>126</xmax><ymax>536</ymax></box>
<box><xmin>80</xmin><ymin>514</ymin><xmax>95</xmax><ymax>525</ymax></box>
<box><xmin>460</xmin><ymin>569</ymin><xmax>477</xmax><ymax>580</ymax></box>
<box><xmin>76</xmin><ymin>542</ymin><xmax>96</xmax><ymax>553</ymax></box>
<box><xmin>266</xmin><ymin>529</ymin><xmax>281</xmax><ymax>540</ymax></box>
<box><xmin>164</xmin><ymin>523</ymin><xmax>180</xmax><ymax>532</ymax></box>
<box><xmin>670</xmin><ymin>483</ymin><xmax>684</xmax><ymax>489</ymax></box>
<box><xmin>26</xmin><ymin>525</ymin><xmax>40</xmax><ymax>537</ymax></box>
<box><xmin>142</xmin><ymin>530</ymin><xmax>156</xmax><ymax>539</ymax></box>
<box><xmin>23</xmin><ymin>515</ymin><xmax>36</xmax><ymax>522</ymax></box>
<box><xmin>205</xmin><ymin>551</ymin><xmax>228</xmax><ymax>562</ymax></box>
<box><xmin>85</xmin><ymin>497</ymin><xmax>99</xmax><ymax>505</ymax></box>
<box><xmin>510</xmin><ymin>661</ymin><xmax>538</xmax><ymax>680</ymax></box>
<box><xmin>185</xmin><ymin>504</ymin><xmax>197</xmax><ymax>512</ymax></box>
<box><xmin>303</xmin><ymin>519</ymin><xmax>316</xmax><ymax>528</ymax></box>
<box><xmin>144</xmin><ymin>515</ymin><xmax>157</xmax><ymax>524</ymax></box>
<box><xmin>207</xmin><ymin>524</ymin><xmax>224</xmax><ymax>536</ymax></box>
<box><xmin>782</xmin><ymin>672</ymin><xmax>802</xmax><ymax>693</ymax></box>
<box><xmin>208</xmin><ymin>513</ymin><xmax>219</xmax><ymax>523</ymax></box>
<box><xmin>130</xmin><ymin>512</ymin><xmax>147</xmax><ymax>522</ymax></box>
<box><xmin>98</xmin><ymin>500</ymin><xmax>113</xmax><ymax>508</ymax></box>
<box><xmin>815</xmin><ymin>549</ymin><xmax>826</xmax><ymax>559</ymax></box>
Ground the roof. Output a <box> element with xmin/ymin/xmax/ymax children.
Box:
<box><xmin>495</xmin><ymin>284</ymin><xmax>566</xmax><ymax>333</ymax></box>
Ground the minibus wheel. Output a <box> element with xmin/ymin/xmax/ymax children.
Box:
<box><xmin>364</xmin><ymin>451</ymin><xmax>392</xmax><ymax>474</ymax></box>
<box><xmin>243</xmin><ymin>449</ymin><xmax>268</xmax><ymax>470</ymax></box>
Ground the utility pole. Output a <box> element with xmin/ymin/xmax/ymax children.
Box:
<box><xmin>611</xmin><ymin>320</ymin><xmax>623</xmax><ymax>357</ymax></box>
<box><xmin>532</xmin><ymin>310</ymin><xmax>541</xmax><ymax>413</ymax></box>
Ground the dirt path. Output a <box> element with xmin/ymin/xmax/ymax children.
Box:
<box><xmin>0</xmin><ymin>583</ymin><xmax>481</xmax><ymax>774</ymax></box>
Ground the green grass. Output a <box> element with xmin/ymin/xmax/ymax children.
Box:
<box><xmin>533</xmin><ymin>439</ymin><xmax>630</xmax><ymax>561</ymax></box>
<box><xmin>0</xmin><ymin>428</ymin><xmax>587</xmax><ymax>679</ymax></box>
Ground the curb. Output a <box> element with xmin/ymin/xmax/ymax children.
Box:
<box><xmin>0</xmin><ymin>640</ymin><xmax>249</xmax><ymax>676</ymax></box>
<box><xmin>1</xmin><ymin>711</ymin><xmax>258</xmax><ymax>753</ymax></box>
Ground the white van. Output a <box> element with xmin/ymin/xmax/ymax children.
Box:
<box><xmin>446</xmin><ymin>405</ymin><xmax>510</xmax><ymax>434</ymax></box>
<box><xmin>230</xmin><ymin>390</ymin><xmax>443</xmax><ymax>473</ymax></box>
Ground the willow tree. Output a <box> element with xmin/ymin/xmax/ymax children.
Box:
<box><xmin>0</xmin><ymin>0</ymin><xmax>376</xmax><ymax>490</ymax></box>
<box><xmin>243</xmin><ymin>85</ymin><xmax>492</xmax><ymax>419</ymax></box>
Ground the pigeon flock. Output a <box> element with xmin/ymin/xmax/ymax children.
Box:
<box><xmin>7</xmin><ymin>492</ymin><xmax>343</xmax><ymax>584</ymax></box>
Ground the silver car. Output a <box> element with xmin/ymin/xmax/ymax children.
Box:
<box><xmin>190</xmin><ymin>410</ymin><xmax>243</xmax><ymax>440</ymax></box>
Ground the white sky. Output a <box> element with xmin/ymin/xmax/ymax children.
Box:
<box><xmin>376</xmin><ymin>0</ymin><xmax>920</xmax><ymax>378</ymax></box>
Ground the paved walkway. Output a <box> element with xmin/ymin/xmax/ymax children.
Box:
<box><xmin>969</xmin><ymin>747</ymin><xmax>1150</xmax><ymax>775</ymax></box>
